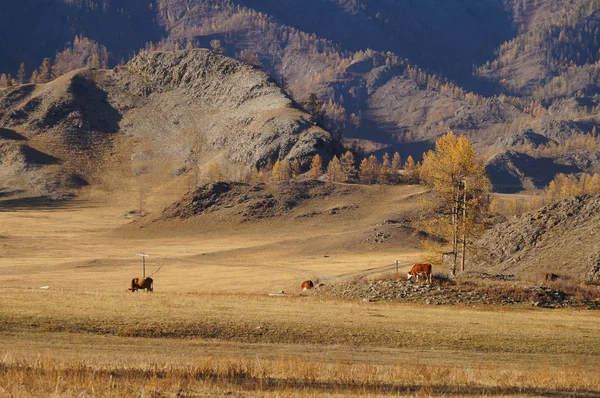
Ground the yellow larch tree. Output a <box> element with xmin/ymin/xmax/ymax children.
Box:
<box><xmin>326</xmin><ymin>155</ymin><xmax>344</xmax><ymax>182</ymax></box>
<box><xmin>308</xmin><ymin>154</ymin><xmax>323</xmax><ymax>179</ymax></box>
<box><xmin>418</xmin><ymin>131</ymin><xmax>491</xmax><ymax>275</ymax></box>
<box><xmin>291</xmin><ymin>159</ymin><xmax>302</xmax><ymax>179</ymax></box>
<box><xmin>206</xmin><ymin>161</ymin><xmax>222</xmax><ymax>183</ymax></box>
<box><xmin>340</xmin><ymin>151</ymin><xmax>357</xmax><ymax>182</ymax></box>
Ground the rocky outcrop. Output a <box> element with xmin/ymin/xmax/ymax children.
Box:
<box><xmin>498</xmin><ymin>129</ymin><xmax>557</xmax><ymax>148</ymax></box>
<box><xmin>309</xmin><ymin>279</ymin><xmax>600</xmax><ymax>309</ymax></box>
<box><xmin>159</xmin><ymin>180</ymin><xmax>344</xmax><ymax>222</ymax></box>
<box><xmin>471</xmin><ymin>194</ymin><xmax>600</xmax><ymax>281</ymax></box>
<box><xmin>117</xmin><ymin>49</ymin><xmax>338</xmax><ymax>168</ymax></box>
<box><xmin>0</xmin><ymin>49</ymin><xmax>339</xmax><ymax>199</ymax></box>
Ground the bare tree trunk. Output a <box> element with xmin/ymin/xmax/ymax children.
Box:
<box><xmin>461</xmin><ymin>181</ymin><xmax>467</xmax><ymax>273</ymax></box>
<box><xmin>451</xmin><ymin>186</ymin><xmax>458</xmax><ymax>276</ymax></box>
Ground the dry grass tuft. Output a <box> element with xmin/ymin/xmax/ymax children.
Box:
<box><xmin>1</xmin><ymin>355</ymin><xmax>599</xmax><ymax>397</ymax></box>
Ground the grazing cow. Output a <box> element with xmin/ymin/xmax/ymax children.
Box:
<box><xmin>301</xmin><ymin>280</ymin><xmax>314</xmax><ymax>291</ymax></box>
<box><xmin>407</xmin><ymin>263</ymin><xmax>432</xmax><ymax>283</ymax></box>
<box><xmin>545</xmin><ymin>273</ymin><xmax>560</xmax><ymax>281</ymax></box>
<box><xmin>129</xmin><ymin>277</ymin><xmax>153</xmax><ymax>292</ymax></box>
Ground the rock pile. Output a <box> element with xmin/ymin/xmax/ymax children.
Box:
<box><xmin>309</xmin><ymin>279</ymin><xmax>600</xmax><ymax>309</ymax></box>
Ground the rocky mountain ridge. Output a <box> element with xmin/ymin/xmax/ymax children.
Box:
<box><xmin>0</xmin><ymin>49</ymin><xmax>337</xmax><ymax>199</ymax></box>
<box><xmin>1</xmin><ymin>1</ymin><xmax>600</xmax><ymax>194</ymax></box>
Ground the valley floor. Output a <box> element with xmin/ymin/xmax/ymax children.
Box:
<box><xmin>0</xmin><ymin>186</ymin><xmax>599</xmax><ymax>396</ymax></box>
<box><xmin>0</xmin><ymin>290</ymin><xmax>599</xmax><ymax>397</ymax></box>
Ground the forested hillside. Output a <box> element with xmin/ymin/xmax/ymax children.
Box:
<box><xmin>0</xmin><ymin>0</ymin><xmax>163</xmax><ymax>74</ymax></box>
<box><xmin>1</xmin><ymin>0</ymin><xmax>600</xmax><ymax>193</ymax></box>
<box><xmin>477</xmin><ymin>0</ymin><xmax>600</xmax><ymax>102</ymax></box>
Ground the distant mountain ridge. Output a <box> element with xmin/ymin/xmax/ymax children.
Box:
<box><xmin>1</xmin><ymin>0</ymin><xmax>600</xmax><ymax>193</ymax></box>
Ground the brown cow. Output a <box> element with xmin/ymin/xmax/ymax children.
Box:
<box><xmin>407</xmin><ymin>263</ymin><xmax>432</xmax><ymax>283</ymax></box>
<box><xmin>129</xmin><ymin>277</ymin><xmax>153</xmax><ymax>292</ymax></box>
<box><xmin>301</xmin><ymin>280</ymin><xmax>314</xmax><ymax>291</ymax></box>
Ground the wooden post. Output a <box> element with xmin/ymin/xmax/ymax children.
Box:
<box><xmin>137</xmin><ymin>253</ymin><xmax>149</xmax><ymax>278</ymax></box>
<box><xmin>139</xmin><ymin>189</ymin><xmax>144</xmax><ymax>219</ymax></box>
<box><xmin>395</xmin><ymin>260</ymin><xmax>399</xmax><ymax>275</ymax></box>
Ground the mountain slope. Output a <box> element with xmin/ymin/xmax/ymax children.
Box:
<box><xmin>1</xmin><ymin>0</ymin><xmax>600</xmax><ymax>193</ymax></box>
<box><xmin>0</xmin><ymin>49</ymin><xmax>337</xmax><ymax>199</ymax></box>
<box><xmin>234</xmin><ymin>0</ymin><xmax>514</xmax><ymax>85</ymax></box>
<box><xmin>0</xmin><ymin>0</ymin><xmax>164</xmax><ymax>74</ymax></box>
<box><xmin>477</xmin><ymin>0</ymin><xmax>600</xmax><ymax>100</ymax></box>
<box><xmin>471</xmin><ymin>194</ymin><xmax>600</xmax><ymax>281</ymax></box>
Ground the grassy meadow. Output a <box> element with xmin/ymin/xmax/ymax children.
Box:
<box><xmin>0</xmin><ymin>185</ymin><xmax>599</xmax><ymax>396</ymax></box>
<box><xmin>1</xmin><ymin>289</ymin><xmax>600</xmax><ymax>397</ymax></box>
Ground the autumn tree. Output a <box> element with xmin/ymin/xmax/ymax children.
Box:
<box><xmin>52</xmin><ymin>36</ymin><xmax>110</xmax><ymax>78</ymax></box>
<box><xmin>340</xmin><ymin>151</ymin><xmax>357</xmax><ymax>182</ymax></box>
<box><xmin>237</xmin><ymin>49</ymin><xmax>261</xmax><ymax>67</ymax></box>
<box><xmin>304</xmin><ymin>93</ymin><xmax>326</xmax><ymax>124</ymax></box>
<box><xmin>251</xmin><ymin>166</ymin><xmax>265</xmax><ymax>183</ymax></box>
<box><xmin>38</xmin><ymin>58</ymin><xmax>52</xmax><ymax>83</ymax></box>
<box><xmin>358</xmin><ymin>155</ymin><xmax>379</xmax><ymax>185</ymax></box>
<box><xmin>392</xmin><ymin>152</ymin><xmax>402</xmax><ymax>172</ymax></box>
<box><xmin>206</xmin><ymin>161</ymin><xmax>222</xmax><ymax>182</ymax></box>
<box><xmin>271</xmin><ymin>160</ymin><xmax>282</xmax><ymax>182</ymax></box>
<box><xmin>210</xmin><ymin>39</ymin><xmax>224</xmax><ymax>53</ymax></box>
<box><xmin>17</xmin><ymin>63</ymin><xmax>26</xmax><ymax>84</ymax></box>
<box><xmin>326</xmin><ymin>155</ymin><xmax>344</xmax><ymax>182</ymax></box>
<box><xmin>584</xmin><ymin>173</ymin><xmax>600</xmax><ymax>194</ymax></box>
<box><xmin>418</xmin><ymin>131</ymin><xmax>491</xmax><ymax>276</ymax></box>
<box><xmin>544</xmin><ymin>172</ymin><xmax>600</xmax><ymax>202</ymax></box>
<box><xmin>87</xmin><ymin>52</ymin><xmax>101</xmax><ymax>68</ymax></box>
<box><xmin>29</xmin><ymin>70</ymin><xmax>39</xmax><ymax>84</ymax></box>
<box><xmin>280</xmin><ymin>159</ymin><xmax>292</xmax><ymax>181</ymax></box>
<box><xmin>272</xmin><ymin>159</ymin><xmax>292</xmax><ymax>182</ymax></box>
<box><xmin>291</xmin><ymin>159</ymin><xmax>302</xmax><ymax>179</ymax></box>
<box><xmin>378</xmin><ymin>152</ymin><xmax>394</xmax><ymax>184</ymax></box>
<box><xmin>308</xmin><ymin>154</ymin><xmax>323</xmax><ymax>179</ymax></box>
<box><xmin>403</xmin><ymin>155</ymin><xmax>418</xmax><ymax>183</ymax></box>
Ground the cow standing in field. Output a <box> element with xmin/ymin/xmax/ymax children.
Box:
<box><xmin>129</xmin><ymin>277</ymin><xmax>153</xmax><ymax>292</ymax></box>
<box><xmin>301</xmin><ymin>280</ymin><xmax>314</xmax><ymax>291</ymax></box>
<box><xmin>407</xmin><ymin>263</ymin><xmax>432</xmax><ymax>283</ymax></box>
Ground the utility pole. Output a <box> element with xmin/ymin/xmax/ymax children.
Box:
<box><xmin>137</xmin><ymin>253</ymin><xmax>149</xmax><ymax>278</ymax></box>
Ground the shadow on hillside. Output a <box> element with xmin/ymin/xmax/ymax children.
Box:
<box><xmin>0</xmin><ymin>189</ymin><xmax>25</xmax><ymax>198</ymax></box>
<box><xmin>486</xmin><ymin>152</ymin><xmax>582</xmax><ymax>194</ymax></box>
<box><xmin>0</xmin><ymin>196</ymin><xmax>76</xmax><ymax>211</ymax></box>
<box><xmin>71</xmin><ymin>75</ymin><xmax>122</xmax><ymax>134</ymax></box>
<box><xmin>371</xmin><ymin>140</ymin><xmax>435</xmax><ymax>162</ymax></box>
<box><xmin>21</xmin><ymin>145</ymin><xmax>61</xmax><ymax>165</ymax></box>
<box><xmin>0</xmin><ymin>128</ymin><xmax>26</xmax><ymax>140</ymax></box>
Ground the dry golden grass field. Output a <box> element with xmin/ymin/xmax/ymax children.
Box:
<box><xmin>1</xmin><ymin>184</ymin><xmax>599</xmax><ymax>397</ymax></box>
